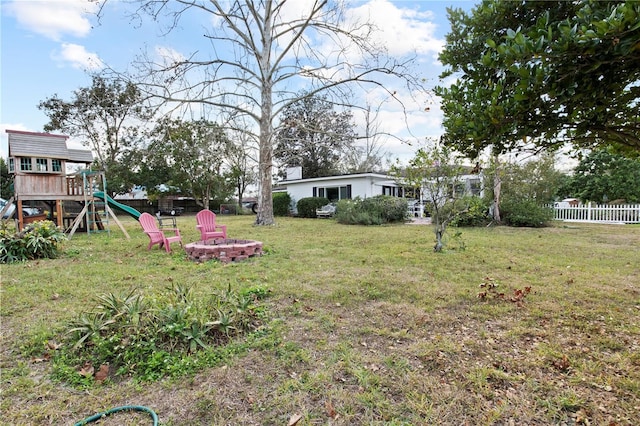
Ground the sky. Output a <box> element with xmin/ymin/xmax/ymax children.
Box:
<box><xmin>0</xmin><ymin>0</ymin><xmax>477</xmax><ymax>165</ymax></box>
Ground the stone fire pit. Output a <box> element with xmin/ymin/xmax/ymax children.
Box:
<box><xmin>185</xmin><ymin>239</ymin><xmax>263</xmax><ymax>263</ymax></box>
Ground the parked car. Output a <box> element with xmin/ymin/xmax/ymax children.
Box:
<box><xmin>157</xmin><ymin>207</ymin><xmax>185</xmax><ymax>216</ymax></box>
<box><xmin>242</xmin><ymin>201</ymin><xmax>258</xmax><ymax>214</ymax></box>
<box><xmin>0</xmin><ymin>197</ymin><xmax>42</xmax><ymax>219</ymax></box>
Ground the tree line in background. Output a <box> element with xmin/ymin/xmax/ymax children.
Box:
<box><xmin>28</xmin><ymin>77</ymin><xmax>388</xmax><ymax>210</ymax></box>
<box><xmin>108</xmin><ymin>0</ymin><xmax>426</xmax><ymax>226</ymax></box>
<box><xmin>4</xmin><ymin>1</ymin><xmax>638</xmax><ymax>231</ymax></box>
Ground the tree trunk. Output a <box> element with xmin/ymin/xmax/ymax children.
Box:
<box><xmin>255</xmin><ymin>8</ymin><xmax>275</xmax><ymax>226</ymax></box>
<box><xmin>256</xmin><ymin>113</ymin><xmax>274</xmax><ymax>224</ymax></box>
<box><xmin>493</xmin><ymin>159</ymin><xmax>502</xmax><ymax>224</ymax></box>
<box><xmin>434</xmin><ymin>227</ymin><xmax>444</xmax><ymax>252</ymax></box>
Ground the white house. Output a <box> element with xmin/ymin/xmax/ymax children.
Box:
<box><xmin>277</xmin><ymin>166</ymin><xmax>483</xmax><ymax>216</ymax></box>
<box><xmin>277</xmin><ymin>167</ymin><xmax>404</xmax><ymax>212</ymax></box>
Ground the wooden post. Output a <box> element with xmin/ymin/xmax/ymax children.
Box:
<box><xmin>105</xmin><ymin>204</ymin><xmax>130</xmax><ymax>239</ymax></box>
<box><xmin>56</xmin><ymin>200</ymin><xmax>63</xmax><ymax>228</ymax></box>
<box><xmin>17</xmin><ymin>199</ymin><xmax>24</xmax><ymax>230</ymax></box>
<box><xmin>67</xmin><ymin>204</ymin><xmax>88</xmax><ymax>240</ymax></box>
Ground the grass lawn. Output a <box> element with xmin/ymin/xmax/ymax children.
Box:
<box><xmin>1</xmin><ymin>215</ymin><xmax>639</xmax><ymax>425</ymax></box>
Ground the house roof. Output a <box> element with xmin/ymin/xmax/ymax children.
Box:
<box><xmin>280</xmin><ymin>171</ymin><xmax>394</xmax><ymax>185</ymax></box>
<box><xmin>7</xmin><ymin>130</ymin><xmax>93</xmax><ymax>163</ymax></box>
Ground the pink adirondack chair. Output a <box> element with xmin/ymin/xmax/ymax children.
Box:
<box><xmin>196</xmin><ymin>209</ymin><xmax>227</xmax><ymax>242</ymax></box>
<box><xmin>139</xmin><ymin>212</ymin><xmax>183</xmax><ymax>253</ymax></box>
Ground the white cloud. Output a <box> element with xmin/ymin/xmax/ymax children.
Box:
<box><xmin>52</xmin><ymin>43</ymin><xmax>104</xmax><ymax>70</ymax></box>
<box><xmin>155</xmin><ymin>46</ymin><xmax>187</xmax><ymax>65</ymax></box>
<box><xmin>347</xmin><ymin>0</ymin><xmax>444</xmax><ymax>58</ymax></box>
<box><xmin>5</xmin><ymin>0</ymin><xmax>99</xmax><ymax>41</ymax></box>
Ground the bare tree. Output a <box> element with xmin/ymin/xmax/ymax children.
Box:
<box><xmin>114</xmin><ymin>0</ymin><xmax>427</xmax><ymax>225</ymax></box>
<box><xmin>224</xmin><ymin>122</ymin><xmax>258</xmax><ymax>210</ymax></box>
<box><xmin>342</xmin><ymin>104</ymin><xmax>390</xmax><ymax>173</ymax></box>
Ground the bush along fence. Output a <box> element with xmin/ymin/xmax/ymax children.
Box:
<box><xmin>550</xmin><ymin>203</ymin><xmax>640</xmax><ymax>224</ymax></box>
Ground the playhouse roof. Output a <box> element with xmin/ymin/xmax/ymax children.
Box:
<box><xmin>6</xmin><ymin>130</ymin><xmax>93</xmax><ymax>163</ymax></box>
<box><xmin>67</xmin><ymin>149</ymin><xmax>94</xmax><ymax>163</ymax></box>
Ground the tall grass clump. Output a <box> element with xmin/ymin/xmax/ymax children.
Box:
<box><xmin>55</xmin><ymin>284</ymin><xmax>270</xmax><ymax>383</ymax></box>
<box><xmin>0</xmin><ymin>220</ymin><xmax>66</xmax><ymax>263</ymax></box>
<box><xmin>335</xmin><ymin>196</ymin><xmax>408</xmax><ymax>225</ymax></box>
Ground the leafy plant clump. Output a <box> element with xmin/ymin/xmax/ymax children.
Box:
<box><xmin>0</xmin><ymin>220</ymin><xmax>66</xmax><ymax>263</ymax></box>
<box><xmin>477</xmin><ymin>277</ymin><xmax>531</xmax><ymax>307</ymax></box>
<box><xmin>450</xmin><ymin>196</ymin><xmax>490</xmax><ymax>227</ymax></box>
<box><xmin>53</xmin><ymin>284</ymin><xmax>271</xmax><ymax>384</ymax></box>
<box><xmin>335</xmin><ymin>196</ymin><xmax>408</xmax><ymax>225</ymax></box>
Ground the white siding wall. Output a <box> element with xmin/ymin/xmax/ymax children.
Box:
<box><xmin>284</xmin><ymin>175</ymin><xmax>395</xmax><ymax>213</ymax></box>
<box><xmin>286</xmin><ymin>181</ymin><xmax>317</xmax><ymax>208</ymax></box>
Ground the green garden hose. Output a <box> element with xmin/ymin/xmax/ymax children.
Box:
<box><xmin>74</xmin><ymin>405</ymin><xmax>158</xmax><ymax>425</ymax></box>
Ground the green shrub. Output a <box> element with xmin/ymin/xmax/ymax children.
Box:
<box><xmin>208</xmin><ymin>198</ymin><xmax>227</xmax><ymax>212</ymax></box>
<box><xmin>335</xmin><ymin>196</ymin><xmax>408</xmax><ymax>225</ymax></box>
<box><xmin>273</xmin><ymin>192</ymin><xmax>292</xmax><ymax>216</ymax></box>
<box><xmin>451</xmin><ymin>196</ymin><xmax>490</xmax><ymax>227</ymax></box>
<box><xmin>56</xmin><ymin>284</ymin><xmax>269</xmax><ymax>383</ymax></box>
<box><xmin>0</xmin><ymin>220</ymin><xmax>66</xmax><ymax>263</ymax></box>
<box><xmin>297</xmin><ymin>197</ymin><xmax>329</xmax><ymax>218</ymax></box>
<box><xmin>335</xmin><ymin>199</ymin><xmax>382</xmax><ymax>225</ymax></box>
<box><xmin>501</xmin><ymin>198</ymin><xmax>554</xmax><ymax>227</ymax></box>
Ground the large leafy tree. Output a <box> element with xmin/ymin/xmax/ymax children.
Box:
<box><xmin>563</xmin><ymin>149</ymin><xmax>640</xmax><ymax>203</ymax></box>
<box><xmin>437</xmin><ymin>0</ymin><xmax>640</xmax><ymax>158</ymax></box>
<box><xmin>146</xmin><ymin>118</ymin><xmax>235</xmax><ymax>209</ymax></box>
<box><xmin>117</xmin><ymin>0</ymin><xmax>425</xmax><ymax>225</ymax></box>
<box><xmin>275</xmin><ymin>94</ymin><xmax>356</xmax><ymax>179</ymax></box>
<box><xmin>38</xmin><ymin>75</ymin><xmax>153</xmax><ymax>194</ymax></box>
<box><xmin>0</xmin><ymin>158</ymin><xmax>13</xmax><ymax>199</ymax></box>
<box><xmin>487</xmin><ymin>154</ymin><xmax>568</xmax><ymax>206</ymax></box>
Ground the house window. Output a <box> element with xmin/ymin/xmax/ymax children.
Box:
<box><xmin>382</xmin><ymin>186</ymin><xmax>405</xmax><ymax>197</ymax></box>
<box><xmin>339</xmin><ymin>186</ymin><xmax>350</xmax><ymax>200</ymax></box>
<box><xmin>402</xmin><ymin>187</ymin><xmax>420</xmax><ymax>199</ymax></box>
<box><xmin>8</xmin><ymin>158</ymin><xmax>14</xmax><ymax>172</ymax></box>
<box><xmin>36</xmin><ymin>158</ymin><xmax>48</xmax><ymax>172</ymax></box>
<box><xmin>326</xmin><ymin>187</ymin><xmax>339</xmax><ymax>201</ymax></box>
<box><xmin>449</xmin><ymin>182</ymin><xmax>466</xmax><ymax>198</ymax></box>
<box><xmin>52</xmin><ymin>159</ymin><xmax>62</xmax><ymax>172</ymax></box>
<box><xmin>20</xmin><ymin>158</ymin><xmax>32</xmax><ymax>171</ymax></box>
<box><xmin>468</xmin><ymin>178</ymin><xmax>481</xmax><ymax>196</ymax></box>
<box><xmin>313</xmin><ymin>185</ymin><xmax>351</xmax><ymax>202</ymax></box>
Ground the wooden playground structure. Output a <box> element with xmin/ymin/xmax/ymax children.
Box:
<box><xmin>4</xmin><ymin>130</ymin><xmax>129</xmax><ymax>238</ymax></box>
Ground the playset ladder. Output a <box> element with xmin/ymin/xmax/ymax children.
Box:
<box><xmin>66</xmin><ymin>171</ymin><xmax>129</xmax><ymax>240</ymax></box>
<box><xmin>84</xmin><ymin>171</ymin><xmax>109</xmax><ymax>236</ymax></box>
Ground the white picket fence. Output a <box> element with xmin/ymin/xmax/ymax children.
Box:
<box><xmin>551</xmin><ymin>203</ymin><xmax>640</xmax><ymax>224</ymax></box>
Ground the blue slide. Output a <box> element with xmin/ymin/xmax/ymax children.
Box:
<box><xmin>93</xmin><ymin>192</ymin><xmax>142</xmax><ymax>220</ymax></box>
